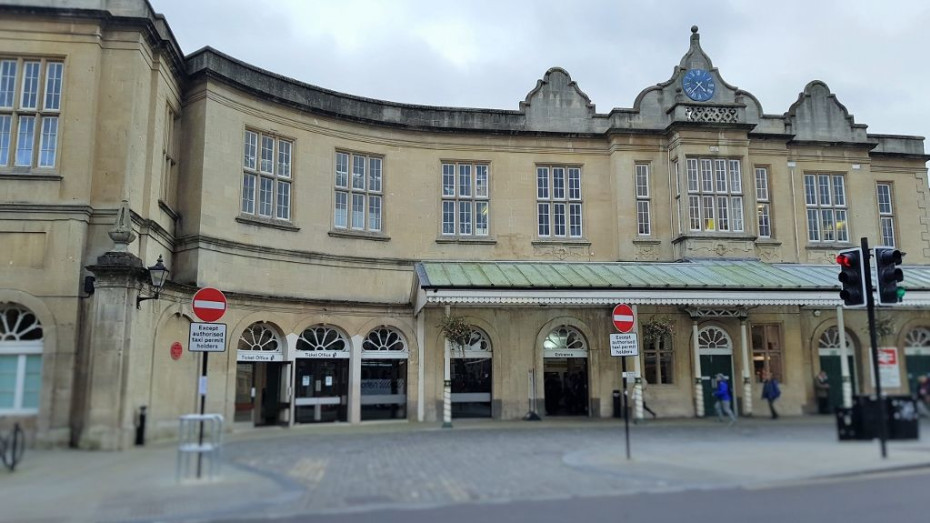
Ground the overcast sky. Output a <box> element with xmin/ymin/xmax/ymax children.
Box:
<box><xmin>151</xmin><ymin>0</ymin><xmax>929</xmax><ymax>139</ymax></box>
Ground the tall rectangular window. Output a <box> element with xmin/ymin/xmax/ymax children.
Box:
<box><xmin>635</xmin><ymin>163</ymin><xmax>651</xmax><ymax>236</ymax></box>
<box><xmin>752</xmin><ymin>324</ymin><xmax>783</xmax><ymax>383</ymax></box>
<box><xmin>334</xmin><ymin>151</ymin><xmax>384</xmax><ymax>233</ymax></box>
<box><xmin>877</xmin><ymin>183</ymin><xmax>895</xmax><ymax>247</ymax></box>
<box><xmin>0</xmin><ymin>57</ymin><xmax>62</xmax><ymax>170</ymax></box>
<box><xmin>754</xmin><ymin>167</ymin><xmax>772</xmax><ymax>238</ymax></box>
<box><xmin>686</xmin><ymin>158</ymin><xmax>742</xmax><ymax>232</ymax></box>
<box><xmin>537</xmin><ymin>165</ymin><xmax>582</xmax><ymax>238</ymax></box>
<box><xmin>440</xmin><ymin>162</ymin><xmax>490</xmax><ymax>237</ymax></box>
<box><xmin>643</xmin><ymin>333</ymin><xmax>674</xmax><ymax>385</ymax></box>
<box><xmin>804</xmin><ymin>173</ymin><xmax>848</xmax><ymax>243</ymax></box>
<box><xmin>241</xmin><ymin>130</ymin><xmax>292</xmax><ymax>222</ymax></box>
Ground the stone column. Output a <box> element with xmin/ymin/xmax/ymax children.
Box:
<box><xmin>348</xmin><ymin>335</ymin><xmax>362</xmax><ymax>424</ymax></box>
<box><xmin>740</xmin><ymin>318</ymin><xmax>753</xmax><ymax>416</ymax></box>
<box><xmin>81</xmin><ymin>251</ymin><xmax>145</xmax><ymax>450</ymax></box>
<box><xmin>692</xmin><ymin>319</ymin><xmax>704</xmax><ymax>417</ymax></box>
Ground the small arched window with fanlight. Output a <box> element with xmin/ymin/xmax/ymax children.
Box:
<box><xmin>0</xmin><ymin>304</ymin><xmax>43</xmax><ymax>413</ymax></box>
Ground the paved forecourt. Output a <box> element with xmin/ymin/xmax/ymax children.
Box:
<box><xmin>1</xmin><ymin>417</ymin><xmax>928</xmax><ymax>522</ymax></box>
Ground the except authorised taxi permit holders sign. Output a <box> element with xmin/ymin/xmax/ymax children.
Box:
<box><xmin>189</xmin><ymin>322</ymin><xmax>227</xmax><ymax>352</ymax></box>
<box><xmin>609</xmin><ymin>333</ymin><xmax>639</xmax><ymax>357</ymax></box>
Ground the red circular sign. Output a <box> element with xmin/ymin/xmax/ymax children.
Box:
<box><xmin>170</xmin><ymin>341</ymin><xmax>183</xmax><ymax>360</ymax></box>
<box><xmin>192</xmin><ymin>287</ymin><xmax>228</xmax><ymax>322</ymax></box>
<box><xmin>612</xmin><ymin>304</ymin><xmax>635</xmax><ymax>333</ymax></box>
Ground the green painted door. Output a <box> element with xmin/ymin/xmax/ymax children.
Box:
<box><xmin>905</xmin><ymin>355</ymin><xmax>930</xmax><ymax>394</ymax></box>
<box><xmin>819</xmin><ymin>355</ymin><xmax>856</xmax><ymax>411</ymax></box>
<box><xmin>700</xmin><ymin>355</ymin><xmax>733</xmax><ymax>416</ymax></box>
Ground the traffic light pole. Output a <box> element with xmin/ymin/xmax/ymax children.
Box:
<box><xmin>861</xmin><ymin>237</ymin><xmax>888</xmax><ymax>459</ymax></box>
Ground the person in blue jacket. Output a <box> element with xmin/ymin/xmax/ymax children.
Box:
<box><xmin>762</xmin><ymin>371</ymin><xmax>781</xmax><ymax>419</ymax></box>
<box><xmin>713</xmin><ymin>373</ymin><xmax>736</xmax><ymax>425</ymax></box>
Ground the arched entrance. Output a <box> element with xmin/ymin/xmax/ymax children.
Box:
<box><xmin>361</xmin><ymin>326</ymin><xmax>408</xmax><ymax>420</ymax></box>
<box><xmin>0</xmin><ymin>304</ymin><xmax>43</xmax><ymax>414</ymax></box>
<box><xmin>542</xmin><ymin>325</ymin><xmax>589</xmax><ymax>416</ymax></box>
<box><xmin>817</xmin><ymin>326</ymin><xmax>858</xmax><ymax>410</ymax></box>
<box><xmin>905</xmin><ymin>327</ymin><xmax>930</xmax><ymax>393</ymax></box>
<box><xmin>698</xmin><ymin>326</ymin><xmax>734</xmax><ymax>416</ymax></box>
<box><xmin>235</xmin><ymin>322</ymin><xmax>287</xmax><ymax>426</ymax></box>
<box><xmin>294</xmin><ymin>325</ymin><xmax>350</xmax><ymax>424</ymax></box>
<box><xmin>451</xmin><ymin>327</ymin><xmax>492</xmax><ymax>418</ymax></box>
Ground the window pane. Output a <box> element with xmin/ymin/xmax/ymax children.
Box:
<box><xmin>687</xmin><ymin>159</ymin><xmax>699</xmax><ymax>192</ymax></box>
<box><xmin>260</xmin><ymin>135</ymin><xmax>274</xmax><ymax>173</ymax></box>
<box><xmin>536</xmin><ymin>167</ymin><xmax>549</xmax><ymax>199</ymax></box>
<box><xmin>689</xmin><ymin>195</ymin><xmax>701</xmax><ymax>230</ymax></box>
<box><xmin>0</xmin><ymin>115</ymin><xmax>11</xmax><ymax>165</ymax></box>
<box><xmin>728</xmin><ymin>160</ymin><xmax>742</xmax><ymax>193</ymax></box>
<box><xmin>552</xmin><ymin>168</ymin><xmax>565</xmax><ymax>200</ymax></box>
<box><xmin>20</xmin><ymin>61</ymin><xmax>40</xmax><ymax>109</ymax></box>
<box><xmin>442</xmin><ymin>163</ymin><xmax>455</xmax><ymax>196</ymax></box>
<box><xmin>568</xmin><ymin>168</ymin><xmax>581</xmax><ymax>200</ymax></box>
<box><xmin>475</xmin><ymin>165</ymin><xmax>488</xmax><ymax>198</ymax></box>
<box><xmin>39</xmin><ymin>116</ymin><xmax>57</xmax><ymax>167</ymax></box>
<box><xmin>352</xmin><ymin>155</ymin><xmax>365</xmax><ymax>190</ymax></box>
<box><xmin>731</xmin><ymin>196</ymin><xmax>743</xmax><ymax>232</ymax></box>
<box><xmin>755</xmin><ymin>168</ymin><xmax>769</xmax><ymax>201</ymax></box>
<box><xmin>881</xmin><ymin>216</ymin><xmax>895</xmax><ymax>247</ymax></box>
<box><xmin>458</xmin><ymin>201</ymin><xmax>472</xmax><ymax>235</ymax></box>
<box><xmin>0</xmin><ymin>60</ymin><xmax>16</xmax><ymax>108</ymax></box>
<box><xmin>703</xmin><ymin>195</ymin><xmax>715</xmax><ymax>230</ymax></box>
<box><xmin>475</xmin><ymin>201</ymin><xmax>488</xmax><ymax>235</ymax></box>
<box><xmin>21</xmin><ymin>355</ymin><xmax>41</xmax><ymax>409</ymax></box>
<box><xmin>820</xmin><ymin>209</ymin><xmax>835</xmax><ymax>241</ymax></box>
<box><xmin>334</xmin><ymin>191</ymin><xmax>348</xmax><ymax>228</ymax></box>
<box><xmin>757</xmin><ymin>203</ymin><xmax>771</xmax><ymax>238</ymax></box>
<box><xmin>818</xmin><ymin>175</ymin><xmax>831</xmax><ymax>206</ymax></box>
<box><xmin>714</xmin><ymin>159</ymin><xmax>727</xmax><ymax>192</ymax></box>
<box><xmin>569</xmin><ymin>203</ymin><xmax>582</xmax><ymax>237</ymax></box>
<box><xmin>537</xmin><ymin>203</ymin><xmax>550</xmax><ymax>236</ymax></box>
<box><xmin>635</xmin><ymin>165</ymin><xmax>649</xmax><ymax>198</ymax></box>
<box><xmin>368</xmin><ymin>194</ymin><xmax>382</xmax><ymax>231</ymax></box>
<box><xmin>835</xmin><ymin>209</ymin><xmax>848</xmax><ymax>242</ymax></box>
<box><xmin>351</xmin><ymin>193</ymin><xmax>365</xmax><ymax>229</ymax></box>
<box><xmin>716</xmin><ymin>196</ymin><xmax>729</xmax><ymax>231</ymax></box>
<box><xmin>700</xmin><ymin>159</ymin><xmax>713</xmax><ymax>192</ymax></box>
<box><xmin>877</xmin><ymin>184</ymin><xmax>892</xmax><ymax>214</ymax></box>
<box><xmin>807</xmin><ymin>209</ymin><xmax>820</xmax><ymax>241</ymax></box>
<box><xmin>369</xmin><ymin>157</ymin><xmax>382</xmax><ymax>192</ymax></box>
<box><xmin>243</xmin><ymin>131</ymin><xmax>257</xmax><ymax>169</ymax></box>
<box><xmin>241</xmin><ymin>173</ymin><xmax>255</xmax><ymax>214</ymax></box>
<box><xmin>442</xmin><ymin>200</ymin><xmax>455</xmax><ymax>234</ymax></box>
<box><xmin>276</xmin><ymin>181</ymin><xmax>290</xmax><ymax>220</ymax></box>
<box><xmin>804</xmin><ymin>175</ymin><xmax>816</xmax><ymax>206</ymax></box>
<box><xmin>637</xmin><ymin>200</ymin><xmax>650</xmax><ymax>235</ymax></box>
<box><xmin>259</xmin><ymin>177</ymin><xmax>273</xmax><ymax>216</ymax></box>
<box><xmin>553</xmin><ymin>203</ymin><xmax>566</xmax><ymax>236</ymax></box>
<box><xmin>832</xmin><ymin>176</ymin><xmax>846</xmax><ymax>207</ymax></box>
<box><xmin>0</xmin><ymin>355</ymin><xmax>16</xmax><ymax>408</ymax></box>
<box><xmin>44</xmin><ymin>62</ymin><xmax>63</xmax><ymax>110</ymax></box>
<box><xmin>459</xmin><ymin>164</ymin><xmax>471</xmax><ymax>197</ymax></box>
<box><xmin>335</xmin><ymin>152</ymin><xmax>349</xmax><ymax>187</ymax></box>
<box><xmin>15</xmin><ymin>115</ymin><xmax>35</xmax><ymax>166</ymax></box>
<box><xmin>277</xmin><ymin>140</ymin><xmax>292</xmax><ymax>178</ymax></box>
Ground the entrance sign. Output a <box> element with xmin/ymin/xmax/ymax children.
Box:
<box><xmin>189</xmin><ymin>322</ymin><xmax>227</xmax><ymax>352</ymax></box>
<box><xmin>612</xmin><ymin>304</ymin><xmax>635</xmax><ymax>333</ymax></box>
<box><xmin>192</xmin><ymin>287</ymin><xmax>228</xmax><ymax>323</ymax></box>
<box><xmin>610</xmin><ymin>333</ymin><xmax>639</xmax><ymax>356</ymax></box>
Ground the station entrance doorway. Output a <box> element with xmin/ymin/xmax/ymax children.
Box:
<box><xmin>542</xmin><ymin>325</ymin><xmax>590</xmax><ymax>417</ymax></box>
<box><xmin>234</xmin><ymin>361</ymin><xmax>290</xmax><ymax>426</ymax></box>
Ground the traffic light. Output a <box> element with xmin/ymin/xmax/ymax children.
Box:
<box><xmin>875</xmin><ymin>247</ymin><xmax>905</xmax><ymax>305</ymax></box>
<box><xmin>836</xmin><ymin>247</ymin><xmax>866</xmax><ymax>307</ymax></box>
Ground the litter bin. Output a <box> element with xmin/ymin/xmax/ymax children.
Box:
<box><xmin>835</xmin><ymin>407</ymin><xmax>857</xmax><ymax>440</ymax></box>
<box><xmin>887</xmin><ymin>396</ymin><xmax>919</xmax><ymax>440</ymax></box>
<box><xmin>612</xmin><ymin>390</ymin><xmax>622</xmax><ymax>419</ymax></box>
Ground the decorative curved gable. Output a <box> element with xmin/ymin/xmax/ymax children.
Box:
<box><xmin>520</xmin><ymin>67</ymin><xmax>596</xmax><ymax>131</ymax></box>
<box><xmin>786</xmin><ymin>81</ymin><xmax>869</xmax><ymax>143</ymax></box>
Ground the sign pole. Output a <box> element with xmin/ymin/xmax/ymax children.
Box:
<box><xmin>197</xmin><ymin>351</ymin><xmax>208</xmax><ymax>478</ymax></box>
<box><xmin>861</xmin><ymin>237</ymin><xmax>888</xmax><ymax>459</ymax></box>
<box><xmin>622</xmin><ymin>356</ymin><xmax>630</xmax><ymax>460</ymax></box>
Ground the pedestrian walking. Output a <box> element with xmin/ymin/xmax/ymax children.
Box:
<box><xmin>916</xmin><ymin>374</ymin><xmax>930</xmax><ymax>419</ymax></box>
<box><xmin>762</xmin><ymin>371</ymin><xmax>781</xmax><ymax>419</ymax></box>
<box><xmin>640</xmin><ymin>377</ymin><xmax>657</xmax><ymax>420</ymax></box>
<box><xmin>814</xmin><ymin>370</ymin><xmax>831</xmax><ymax>414</ymax></box>
<box><xmin>713</xmin><ymin>373</ymin><xmax>736</xmax><ymax>425</ymax></box>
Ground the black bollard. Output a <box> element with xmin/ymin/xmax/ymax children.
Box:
<box><xmin>135</xmin><ymin>405</ymin><xmax>147</xmax><ymax>446</ymax></box>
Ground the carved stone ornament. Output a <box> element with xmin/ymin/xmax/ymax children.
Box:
<box><xmin>107</xmin><ymin>200</ymin><xmax>136</xmax><ymax>252</ymax></box>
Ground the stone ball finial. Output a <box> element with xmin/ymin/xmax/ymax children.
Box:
<box><xmin>691</xmin><ymin>25</ymin><xmax>699</xmax><ymax>34</ymax></box>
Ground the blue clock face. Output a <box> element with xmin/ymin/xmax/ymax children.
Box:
<box><xmin>682</xmin><ymin>68</ymin><xmax>715</xmax><ymax>102</ymax></box>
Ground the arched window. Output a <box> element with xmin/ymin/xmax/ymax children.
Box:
<box><xmin>363</xmin><ymin>327</ymin><xmax>407</xmax><ymax>352</ymax></box>
<box><xmin>0</xmin><ymin>304</ymin><xmax>43</xmax><ymax>413</ymax></box>
<box><xmin>450</xmin><ymin>326</ymin><xmax>492</xmax><ymax>418</ymax></box>
<box><xmin>543</xmin><ymin>325</ymin><xmax>587</xmax><ymax>352</ymax></box>
<box><xmin>298</xmin><ymin>326</ymin><xmax>349</xmax><ymax>352</ymax></box>
<box><xmin>818</xmin><ymin>326</ymin><xmax>855</xmax><ymax>353</ymax></box>
<box><xmin>238</xmin><ymin>323</ymin><xmax>280</xmax><ymax>351</ymax></box>
<box><xmin>361</xmin><ymin>326</ymin><xmax>408</xmax><ymax>421</ymax></box>
<box><xmin>905</xmin><ymin>327</ymin><xmax>930</xmax><ymax>348</ymax></box>
<box><xmin>698</xmin><ymin>326</ymin><xmax>731</xmax><ymax>352</ymax></box>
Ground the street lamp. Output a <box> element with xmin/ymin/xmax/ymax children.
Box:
<box><xmin>136</xmin><ymin>255</ymin><xmax>169</xmax><ymax>309</ymax></box>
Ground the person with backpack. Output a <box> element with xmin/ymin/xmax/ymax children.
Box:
<box><xmin>762</xmin><ymin>371</ymin><xmax>781</xmax><ymax>419</ymax></box>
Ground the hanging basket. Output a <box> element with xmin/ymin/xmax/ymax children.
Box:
<box><xmin>438</xmin><ymin>314</ymin><xmax>472</xmax><ymax>350</ymax></box>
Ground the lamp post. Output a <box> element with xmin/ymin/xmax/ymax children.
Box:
<box><xmin>136</xmin><ymin>255</ymin><xmax>169</xmax><ymax>308</ymax></box>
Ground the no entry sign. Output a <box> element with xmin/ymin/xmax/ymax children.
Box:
<box><xmin>192</xmin><ymin>287</ymin><xmax>227</xmax><ymax>323</ymax></box>
<box><xmin>612</xmin><ymin>304</ymin><xmax>635</xmax><ymax>333</ymax></box>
